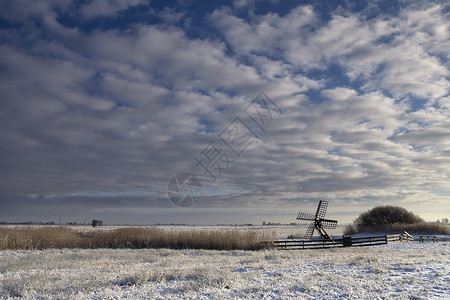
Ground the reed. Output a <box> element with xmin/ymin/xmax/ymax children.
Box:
<box><xmin>0</xmin><ymin>227</ymin><xmax>272</xmax><ymax>251</ymax></box>
<box><xmin>344</xmin><ymin>222</ymin><xmax>450</xmax><ymax>235</ymax></box>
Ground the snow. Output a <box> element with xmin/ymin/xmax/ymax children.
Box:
<box><xmin>0</xmin><ymin>239</ymin><xmax>448</xmax><ymax>299</ymax></box>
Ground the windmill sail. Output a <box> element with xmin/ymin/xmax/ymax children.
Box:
<box><xmin>296</xmin><ymin>212</ymin><xmax>316</xmax><ymax>221</ymax></box>
<box><xmin>304</xmin><ymin>223</ymin><xmax>315</xmax><ymax>240</ymax></box>
<box><xmin>316</xmin><ymin>200</ymin><xmax>328</xmax><ymax>219</ymax></box>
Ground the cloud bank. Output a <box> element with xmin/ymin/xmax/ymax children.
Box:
<box><xmin>0</xmin><ymin>0</ymin><xmax>449</xmax><ymax>224</ymax></box>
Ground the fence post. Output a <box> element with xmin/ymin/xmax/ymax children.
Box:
<box><xmin>343</xmin><ymin>235</ymin><xmax>352</xmax><ymax>247</ymax></box>
<box><xmin>403</xmin><ymin>231</ymin><xmax>412</xmax><ymax>242</ymax></box>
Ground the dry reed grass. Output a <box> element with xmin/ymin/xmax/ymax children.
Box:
<box><xmin>344</xmin><ymin>222</ymin><xmax>450</xmax><ymax>235</ymax></box>
<box><xmin>0</xmin><ymin>227</ymin><xmax>273</xmax><ymax>251</ymax></box>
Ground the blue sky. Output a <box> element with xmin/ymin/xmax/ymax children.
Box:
<box><xmin>0</xmin><ymin>0</ymin><xmax>449</xmax><ymax>225</ymax></box>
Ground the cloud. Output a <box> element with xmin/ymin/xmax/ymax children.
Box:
<box><xmin>212</xmin><ymin>4</ymin><xmax>450</xmax><ymax>102</ymax></box>
<box><xmin>305</xmin><ymin>6</ymin><xmax>449</xmax><ymax>100</ymax></box>
<box><xmin>0</xmin><ymin>0</ymin><xmax>449</xmax><ymax>223</ymax></box>
<box><xmin>83</xmin><ymin>26</ymin><xmax>263</xmax><ymax>93</ymax></box>
<box><xmin>211</xmin><ymin>5</ymin><xmax>317</xmax><ymax>61</ymax></box>
<box><xmin>0</xmin><ymin>0</ymin><xmax>71</xmax><ymax>22</ymax></box>
<box><xmin>0</xmin><ymin>10</ymin><xmax>267</xmax><ymax>213</ymax></box>
<box><xmin>80</xmin><ymin>0</ymin><xmax>148</xmax><ymax>19</ymax></box>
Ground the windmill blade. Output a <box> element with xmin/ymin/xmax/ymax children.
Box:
<box><xmin>321</xmin><ymin>220</ymin><xmax>338</xmax><ymax>229</ymax></box>
<box><xmin>304</xmin><ymin>223</ymin><xmax>315</xmax><ymax>240</ymax></box>
<box><xmin>315</xmin><ymin>200</ymin><xmax>329</xmax><ymax>219</ymax></box>
<box><xmin>296</xmin><ymin>212</ymin><xmax>316</xmax><ymax>221</ymax></box>
<box><xmin>321</xmin><ymin>218</ymin><xmax>337</xmax><ymax>223</ymax></box>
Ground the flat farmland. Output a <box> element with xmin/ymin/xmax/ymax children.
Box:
<box><xmin>0</xmin><ymin>225</ymin><xmax>448</xmax><ymax>299</ymax></box>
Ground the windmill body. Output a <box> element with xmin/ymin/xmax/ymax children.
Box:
<box><xmin>297</xmin><ymin>201</ymin><xmax>337</xmax><ymax>240</ymax></box>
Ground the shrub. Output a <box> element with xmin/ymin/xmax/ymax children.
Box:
<box><xmin>354</xmin><ymin>205</ymin><xmax>424</xmax><ymax>227</ymax></box>
<box><xmin>344</xmin><ymin>205</ymin><xmax>450</xmax><ymax>235</ymax></box>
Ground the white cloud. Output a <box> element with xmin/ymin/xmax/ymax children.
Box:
<box><xmin>80</xmin><ymin>0</ymin><xmax>148</xmax><ymax>19</ymax></box>
<box><xmin>0</xmin><ymin>0</ymin><xmax>75</xmax><ymax>34</ymax></box>
<box><xmin>0</xmin><ymin>0</ymin><xmax>71</xmax><ymax>21</ymax></box>
<box><xmin>211</xmin><ymin>5</ymin><xmax>317</xmax><ymax>61</ymax></box>
<box><xmin>0</xmin><ymin>45</ymin><xmax>113</xmax><ymax>116</ymax></box>
<box><xmin>233</xmin><ymin>0</ymin><xmax>255</xmax><ymax>10</ymax></box>
<box><xmin>212</xmin><ymin>4</ymin><xmax>450</xmax><ymax>101</ymax></box>
<box><xmin>85</xmin><ymin>26</ymin><xmax>262</xmax><ymax>92</ymax></box>
<box><xmin>0</xmin><ymin>0</ymin><xmax>449</xmax><ymax>223</ymax></box>
<box><xmin>308</xmin><ymin>6</ymin><xmax>450</xmax><ymax>100</ymax></box>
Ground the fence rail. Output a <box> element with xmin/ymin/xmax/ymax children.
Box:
<box><xmin>266</xmin><ymin>232</ymin><xmax>412</xmax><ymax>250</ymax></box>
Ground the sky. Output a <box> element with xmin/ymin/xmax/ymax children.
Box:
<box><xmin>0</xmin><ymin>0</ymin><xmax>449</xmax><ymax>225</ymax></box>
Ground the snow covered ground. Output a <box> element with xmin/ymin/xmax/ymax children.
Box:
<box><xmin>0</xmin><ymin>239</ymin><xmax>448</xmax><ymax>299</ymax></box>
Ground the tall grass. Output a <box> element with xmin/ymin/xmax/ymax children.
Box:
<box><xmin>344</xmin><ymin>222</ymin><xmax>450</xmax><ymax>235</ymax></box>
<box><xmin>0</xmin><ymin>227</ymin><xmax>273</xmax><ymax>251</ymax></box>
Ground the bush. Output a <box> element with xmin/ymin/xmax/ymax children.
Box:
<box><xmin>344</xmin><ymin>205</ymin><xmax>450</xmax><ymax>235</ymax></box>
<box><xmin>354</xmin><ymin>205</ymin><xmax>424</xmax><ymax>226</ymax></box>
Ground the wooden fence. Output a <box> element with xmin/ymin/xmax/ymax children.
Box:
<box><xmin>266</xmin><ymin>232</ymin><xmax>413</xmax><ymax>250</ymax></box>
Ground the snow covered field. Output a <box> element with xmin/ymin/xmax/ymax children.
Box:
<box><xmin>0</xmin><ymin>239</ymin><xmax>448</xmax><ymax>299</ymax></box>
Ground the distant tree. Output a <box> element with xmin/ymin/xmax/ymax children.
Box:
<box><xmin>443</xmin><ymin>218</ymin><xmax>449</xmax><ymax>224</ymax></box>
<box><xmin>354</xmin><ymin>205</ymin><xmax>424</xmax><ymax>227</ymax></box>
<box><xmin>91</xmin><ymin>219</ymin><xmax>103</xmax><ymax>227</ymax></box>
<box><xmin>344</xmin><ymin>205</ymin><xmax>427</xmax><ymax>234</ymax></box>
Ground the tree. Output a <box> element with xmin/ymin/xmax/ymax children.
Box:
<box><xmin>91</xmin><ymin>219</ymin><xmax>103</xmax><ymax>227</ymax></box>
<box><xmin>344</xmin><ymin>205</ymin><xmax>426</xmax><ymax>234</ymax></box>
<box><xmin>354</xmin><ymin>206</ymin><xmax>424</xmax><ymax>227</ymax></box>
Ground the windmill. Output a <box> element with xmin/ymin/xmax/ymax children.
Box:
<box><xmin>296</xmin><ymin>200</ymin><xmax>337</xmax><ymax>240</ymax></box>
